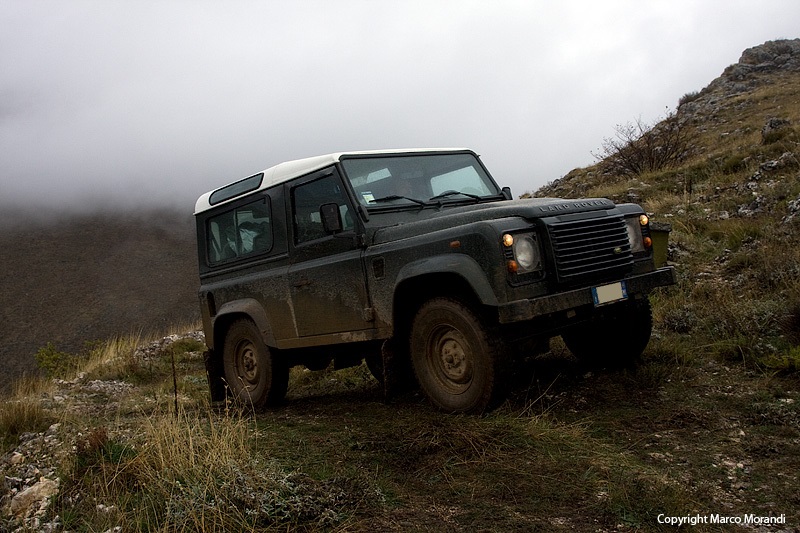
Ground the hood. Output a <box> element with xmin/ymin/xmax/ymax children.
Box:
<box><xmin>370</xmin><ymin>197</ymin><xmax>617</xmax><ymax>244</ymax></box>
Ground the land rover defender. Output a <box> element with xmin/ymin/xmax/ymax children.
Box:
<box><xmin>195</xmin><ymin>149</ymin><xmax>676</xmax><ymax>413</ymax></box>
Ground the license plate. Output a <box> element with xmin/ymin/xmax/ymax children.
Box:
<box><xmin>592</xmin><ymin>281</ymin><xmax>628</xmax><ymax>306</ymax></box>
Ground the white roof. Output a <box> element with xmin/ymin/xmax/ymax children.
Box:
<box><xmin>194</xmin><ymin>148</ymin><xmax>470</xmax><ymax>214</ymax></box>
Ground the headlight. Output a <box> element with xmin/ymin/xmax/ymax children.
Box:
<box><xmin>625</xmin><ymin>216</ymin><xmax>649</xmax><ymax>253</ymax></box>
<box><xmin>513</xmin><ymin>234</ymin><xmax>542</xmax><ymax>273</ymax></box>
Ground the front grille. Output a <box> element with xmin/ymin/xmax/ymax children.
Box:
<box><xmin>546</xmin><ymin>215</ymin><xmax>633</xmax><ymax>283</ymax></box>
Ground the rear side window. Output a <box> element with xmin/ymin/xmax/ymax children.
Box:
<box><xmin>206</xmin><ymin>198</ymin><xmax>272</xmax><ymax>264</ymax></box>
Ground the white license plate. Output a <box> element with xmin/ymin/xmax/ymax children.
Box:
<box><xmin>592</xmin><ymin>281</ymin><xmax>628</xmax><ymax>306</ymax></box>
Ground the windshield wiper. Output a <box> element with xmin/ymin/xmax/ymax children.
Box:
<box><xmin>371</xmin><ymin>194</ymin><xmax>428</xmax><ymax>206</ymax></box>
<box><xmin>429</xmin><ymin>190</ymin><xmax>483</xmax><ymax>201</ymax></box>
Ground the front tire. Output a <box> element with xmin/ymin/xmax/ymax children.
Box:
<box><xmin>410</xmin><ymin>298</ymin><xmax>504</xmax><ymax>414</ymax></box>
<box><xmin>223</xmin><ymin>319</ymin><xmax>288</xmax><ymax>409</ymax></box>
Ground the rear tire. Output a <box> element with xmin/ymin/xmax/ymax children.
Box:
<box><xmin>562</xmin><ymin>297</ymin><xmax>652</xmax><ymax>369</ymax></box>
<box><xmin>222</xmin><ymin>319</ymin><xmax>288</xmax><ymax>409</ymax></box>
<box><xmin>410</xmin><ymin>298</ymin><xmax>504</xmax><ymax>414</ymax></box>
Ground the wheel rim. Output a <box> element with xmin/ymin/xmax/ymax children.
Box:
<box><xmin>427</xmin><ymin>324</ymin><xmax>473</xmax><ymax>393</ymax></box>
<box><xmin>235</xmin><ymin>339</ymin><xmax>259</xmax><ymax>388</ymax></box>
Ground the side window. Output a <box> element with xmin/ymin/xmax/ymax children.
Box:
<box><xmin>292</xmin><ymin>175</ymin><xmax>353</xmax><ymax>244</ymax></box>
<box><xmin>206</xmin><ymin>198</ymin><xmax>272</xmax><ymax>264</ymax></box>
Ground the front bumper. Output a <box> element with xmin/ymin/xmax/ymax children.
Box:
<box><xmin>497</xmin><ymin>266</ymin><xmax>677</xmax><ymax>324</ymax></box>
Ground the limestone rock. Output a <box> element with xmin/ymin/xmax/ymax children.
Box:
<box><xmin>8</xmin><ymin>476</ymin><xmax>59</xmax><ymax>518</ymax></box>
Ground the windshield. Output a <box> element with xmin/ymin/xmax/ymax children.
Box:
<box><xmin>340</xmin><ymin>153</ymin><xmax>501</xmax><ymax>208</ymax></box>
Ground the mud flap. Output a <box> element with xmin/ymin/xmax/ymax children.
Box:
<box><xmin>380</xmin><ymin>338</ymin><xmax>415</xmax><ymax>401</ymax></box>
<box><xmin>204</xmin><ymin>349</ymin><xmax>227</xmax><ymax>402</ymax></box>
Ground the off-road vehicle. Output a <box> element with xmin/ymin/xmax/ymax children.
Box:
<box><xmin>195</xmin><ymin>149</ymin><xmax>676</xmax><ymax>413</ymax></box>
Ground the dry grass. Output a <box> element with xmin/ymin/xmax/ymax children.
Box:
<box><xmin>58</xmin><ymin>410</ymin><xmax>271</xmax><ymax>531</ymax></box>
<box><xmin>0</xmin><ymin>375</ymin><xmax>56</xmax><ymax>451</ymax></box>
<box><xmin>54</xmin><ymin>401</ymin><xmax>382</xmax><ymax>531</ymax></box>
<box><xmin>80</xmin><ymin>332</ymin><xmax>148</xmax><ymax>380</ymax></box>
<box><xmin>642</xmin><ymin>192</ymin><xmax>685</xmax><ymax>216</ymax></box>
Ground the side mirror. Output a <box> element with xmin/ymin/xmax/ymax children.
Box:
<box><xmin>320</xmin><ymin>203</ymin><xmax>343</xmax><ymax>233</ymax></box>
<box><xmin>501</xmin><ymin>186</ymin><xmax>513</xmax><ymax>200</ymax></box>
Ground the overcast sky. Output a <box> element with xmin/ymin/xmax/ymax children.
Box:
<box><xmin>2</xmin><ymin>1</ymin><xmax>799</xmax><ymax>212</ymax></box>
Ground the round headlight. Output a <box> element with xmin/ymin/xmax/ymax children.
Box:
<box><xmin>626</xmin><ymin>219</ymin><xmax>645</xmax><ymax>253</ymax></box>
<box><xmin>513</xmin><ymin>235</ymin><xmax>540</xmax><ymax>272</ymax></box>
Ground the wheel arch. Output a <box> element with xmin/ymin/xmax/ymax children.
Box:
<box><xmin>395</xmin><ymin>273</ymin><xmax>470</xmax><ymax>336</ymax></box>
<box><xmin>212</xmin><ymin>298</ymin><xmax>277</xmax><ymax>348</ymax></box>
<box><xmin>206</xmin><ymin>298</ymin><xmax>278</xmax><ymax>402</ymax></box>
<box><xmin>392</xmin><ymin>255</ymin><xmax>498</xmax><ymax>334</ymax></box>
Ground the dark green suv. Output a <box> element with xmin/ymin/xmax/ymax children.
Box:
<box><xmin>195</xmin><ymin>149</ymin><xmax>676</xmax><ymax>413</ymax></box>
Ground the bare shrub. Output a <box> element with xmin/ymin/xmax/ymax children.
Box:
<box><xmin>678</xmin><ymin>90</ymin><xmax>701</xmax><ymax>106</ymax></box>
<box><xmin>594</xmin><ymin>112</ymin><xmax>696</xmax><ymax>177</ymax></box>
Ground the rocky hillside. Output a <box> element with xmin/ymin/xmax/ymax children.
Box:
<box><xmin>536</xmin><ymin>39</ymin><xmax>800</xmax><ymax>369</ymax></box>
<box><xmin>538</xmin><ymin>38</ymin><xmax>800</xmax><ymax>204</ymax></box>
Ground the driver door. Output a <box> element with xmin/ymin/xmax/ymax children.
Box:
<box><xmin>287</xmin><ymin>167</ymin><xmax>371</xmax><ymax>337</ymax></box>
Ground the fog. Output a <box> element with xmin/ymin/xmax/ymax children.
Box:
<box><xmin>2</xmin><ymin>1</ymin><xmax>799</xmax><ymax>214</ymax></box>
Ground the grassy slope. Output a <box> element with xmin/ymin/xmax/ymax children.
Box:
<box><xmin>2</xmin><ymin>335</ymin><xmax>798</xmax><ymax>531</ymax></box>
<box><xmin>3</xmin><ymin>45</ymin><xmax>800</xmax><ymax>532</ymax></box>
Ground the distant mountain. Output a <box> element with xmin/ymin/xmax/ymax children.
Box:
<box><xmin>0</xmin><ymin>209</ymin><xmax>199</xmax><ymax>392</ymax></box>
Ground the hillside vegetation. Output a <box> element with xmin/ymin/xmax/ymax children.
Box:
<box><xmin>2</xmin><ymin>40</ymin><xmax>800</xmax><ymax>532</ymax></box>
<box><xmin>536</xmin><ymin>38</ymin><xmax>800</xmax><ymax>375</ymax></box>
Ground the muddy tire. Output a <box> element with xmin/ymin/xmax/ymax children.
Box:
<box><xmin>562</xmin><ymin>297</ymin><xmax>653</xmax><ymax>369</ymax></box>
<box><xmin>222</xmin><ymin>319</ymin><xmax>288</xmax><ymax>409</ymax></box>
<box><xmin>410</xmin><ymin>298</ymin><xmax>503</xmax><ymax>414</ymax></box>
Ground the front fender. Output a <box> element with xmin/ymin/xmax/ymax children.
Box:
<box><xmin>396</xmin><ymin>254</ymin><xmax>498</xmax><ymax>306</ymax></box>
